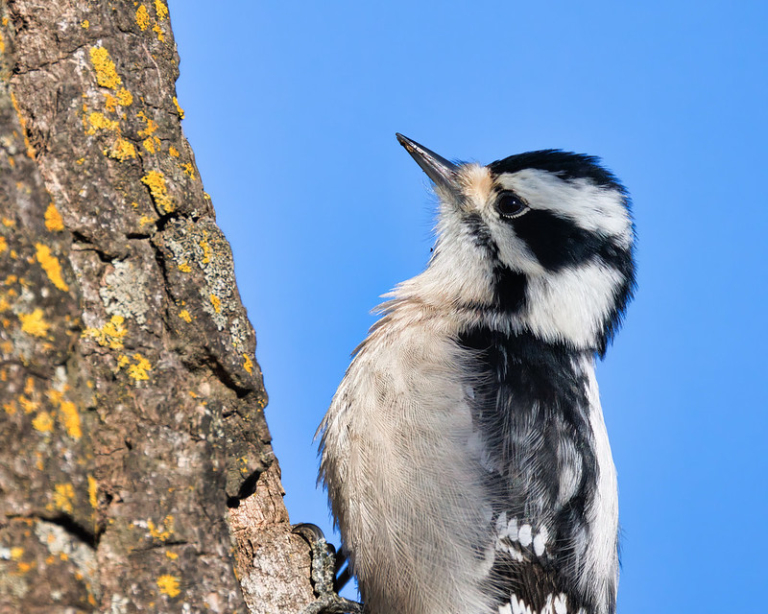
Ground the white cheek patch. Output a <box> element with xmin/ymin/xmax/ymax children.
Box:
<box><xmin>524</xmin><ymin>263</ymin><xmax>624</xmax><ymax>348</ymax></box>
<box><xmin>498</xmin><ymin>170</ymin><xmax>633</xmax><ymax>248</ymax></box>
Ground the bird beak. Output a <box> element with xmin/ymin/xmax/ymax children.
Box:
<box><xmin>396</xmin><ymin>134</ymin><xmax>460</xmax><ymax>196</ymax></box>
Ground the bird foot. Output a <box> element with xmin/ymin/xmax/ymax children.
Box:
<box><xmin>293</xmin><ymin>523</ymin><xmax>364</xmax><ymax>614</ymax></box>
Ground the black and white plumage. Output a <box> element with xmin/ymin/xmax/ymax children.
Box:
<box><xmin>318</xmin><ymin>135</ymin><xmax>635</xmax><ymax>614</ymax></box>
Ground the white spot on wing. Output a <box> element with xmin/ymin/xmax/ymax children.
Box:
<box><xmin>495</xmin><ymin>511</ymin><xmax>508</xmax><ymax>534</ymax></box>
<box><xmin>495</xmin><ymin>514</ymin><xmax>525</xmax><ymax>559</ymax></box>
<box><xmin>518</xmin><ymin>523</ymin><xmax>532</xmax><ymax>547</ymax></box>
<box><xmin>511</xmin><ymin>594</ymin><xmax>536</xmax><ymax>614</ymax></box>
<box><xmin>506</xmin><ymin>516</ymin><xmax>519</xmax><ymax>542</ymax></box>
<box><xmin>533</xmin><ymin>525</ymin><xmax>548</xmax><ymax>556</ymax></box>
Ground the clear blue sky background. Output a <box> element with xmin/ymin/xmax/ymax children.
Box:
<box><xmin>167</xmin><ymin>2</ymin><xmax>767</xmax><ymax>612</ymax></box>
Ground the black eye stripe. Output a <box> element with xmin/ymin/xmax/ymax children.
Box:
<box><xmin>511</xmin><ymin>208</ymin><xmax>631</xmax><ymax>273</ymax></box>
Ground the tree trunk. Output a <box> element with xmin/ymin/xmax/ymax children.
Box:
<box><xmin>0</xmin><ymin>1</ymin><xmax>313</xmax><ymax>612</ymax></box>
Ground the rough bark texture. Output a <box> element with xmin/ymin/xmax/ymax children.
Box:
<box><xmin>0</xmin><ymin>1</ymin><xmax>314</xmax><ymax>612</ymax></box>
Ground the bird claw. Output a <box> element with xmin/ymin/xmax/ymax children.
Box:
<box><xmin>293</xmin><ymin>523</ymin><xmax>364</xmax><ymax>614</ymax></box>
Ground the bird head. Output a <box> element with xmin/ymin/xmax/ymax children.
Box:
<box><xmin>395</xmin><ymin>134</ymin><xmax>635</xmax><ymax>356</ymax></box>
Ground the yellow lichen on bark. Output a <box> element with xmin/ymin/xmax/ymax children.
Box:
<box><xmin>127</xmin><ymin>353</ymin><xmax>152</xmax><ymax>381</ymax></box>
<box><xmin>155</xmin><ymin>0</ymin><xmax>169</xmax><ymax>20</ymax></box>
<box><xmin>35</xmin><ymin>243</ymin><xmax>69</xmax><ymax>291</ymax></box>
<box><xmin>86</xmin><ymin>111</ymin><xmax>119</xmax><ymax>134</ymax></box>
<box><xmin>148</xmin><ymin>515</ymin><xmax>174</xmax><ymax>541</ymax></box>
<box><xmin>18</xmin><ymin>309</ymin><xmax>51</xmax><ymax>337</ymax></box>
<box><xmin>136</xmin><ymin>5</ymin><xmax>150</xmax><ymax>30</ymax></box>
<box><xmin>59</xmin><ymin>401</ymin><xmax>82</xmax><ymax>440</ymax></box>
<box><xmin>138</xmin><ymin>111</ymin><xmax>161</xmax><ymax>153</ymax></box>
<box><xmin>19</xmin><ymin>395</ymin><xmax>38</xmax><ymax>413</ymax></box>
<box><xmin>152</xmin><ymin>23</ymin><xmax>165</xmax><ymax>42</ymax></box>
<box><xmin>44</xmin><ymin>203</ymin><xmax>65</xmax><ymax>232</ymax></box>
<box><xmin>157</xmin><ymin>574</ymin><xmax>180</xmax><ymax>598</ymax></box>
<box><xmin>116</xmin><ymin>88</ymin><xmax>133</xmax><ymax>106</ymax></box>
<box><xmin>53</xmin><ymin>483</ymin><xmax>75</xmax><ymax>513</ymax></box>
<box><xmin>109</xmin><ymin>138</ymin><xmax>137</xmax><ymax>161</ymax></box>
<box><xmin>141</xmin><ymin>171</ymin><xmax>174</xmax><ymax>213</ymax></box>
<box><xmin>199</xmin><ymin>239</ymin><xmax>211</xmax><ymax>264</ymax></box>
<box><xmin>83</xmin><ymin>315</ymin><xmax>128</xmax><ymax>349</ymax></box>
<box><xmin>172</xmin><ymin>96</ymin><xmax>185</xmax><ymax>119</ymax></box>
<box><xmin>88</xmin><ymin>476</ymin><xmax>98</xmax><ymax>509</ymax></box>
<box><xmin>10</xmin><ymin>92</ymin><xmax>35</xmax><ymax>158</ymax></box>
<box><xmin>89</xmin><ymin>46</ymin><xmax>122</xmax><ymax>90</ymax></box>
<box><xmin>243</xmin><ymin>354</ymin><xmax>254</xmax><ymax>374</ymax></box>
<box><xmin>32</xmin><ymin>411</ymin><xmax>54</xmax><ymax>433</ymax></box>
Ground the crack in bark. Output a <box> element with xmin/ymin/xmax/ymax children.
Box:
<box><xmin>9</xmin><ymin>40</ymin><xmax>92</xmax><ymax>75</ymax></box>
<box><xmin>71</xmin><ymin>231</ymin><xmax>124</xmax><ymax>263</ymax></box>
<box><xmin>227</xmin><ymin>468</ymin><xmax>265</xmax><ymax>508</ymax></box>
<box><xmin>7</xmin><ymin>513</ymin><xmax>100</xmax><ymax>549</ymax></box>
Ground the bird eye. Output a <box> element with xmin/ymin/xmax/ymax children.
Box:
<box><xmin>496</xmin><ymin>192</ymin><xmax>528</xmax><ymax>219</ymax></box>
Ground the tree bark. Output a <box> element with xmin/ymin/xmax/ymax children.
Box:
<box><xmin>0</xmin><ymin>1</ymin><xmax>313</xmax><ymax>612</ymax></box>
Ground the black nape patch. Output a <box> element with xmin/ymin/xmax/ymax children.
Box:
<box><xmin>488</xmin><ymin>150</ymin><xmax>626</xmax><ymax>193</ymax></box>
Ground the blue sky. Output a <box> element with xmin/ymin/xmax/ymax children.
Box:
<box><xmin>167</xmin><ymin>2</ymin><xmax>767</xmax><ymax>612</ymax></box>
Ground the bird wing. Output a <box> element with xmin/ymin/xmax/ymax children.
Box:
<box><xmin>461</xmin><ymin>327</ymin><xmax>597</xmax><ymax>614</ymax></box>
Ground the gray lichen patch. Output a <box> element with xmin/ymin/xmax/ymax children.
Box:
<box><xmin>160</xmin><ymin>217</ymin><xmax>245</xmax><ymax>338</ymax></box>
<box><xmin>229</xmin><ymin>317</ymin><xmax>248</xmax><ymax>352</ymax></box>
<box><xmin>99</xmin><ymin>260</ymin><xmax>151</xmax><ymax>325</ymax></box>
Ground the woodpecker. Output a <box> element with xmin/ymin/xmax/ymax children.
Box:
<box><xmin>317</xmin><ymin>135</ymin><xmax>635</xmax><ymax>614</ymax></box>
